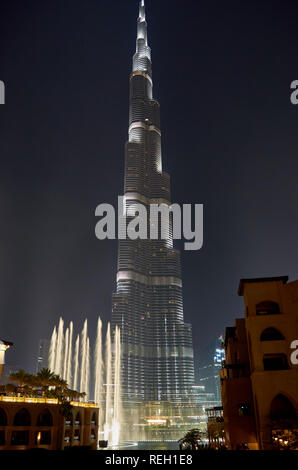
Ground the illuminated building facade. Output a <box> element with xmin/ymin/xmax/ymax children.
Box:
<box><xmin>0</xmin><ymin>397</ymin><xmax>98</xmax><ymax>450</ymax></box>
<box><xmin>111</xmin><ymin>1</ymin><xmax>195</xmax><ymax>427</ymax></box>
<box><xmin>220</xmin><ymin>276</ymin><xmax>298</xmax><ymax>450</ymax></box>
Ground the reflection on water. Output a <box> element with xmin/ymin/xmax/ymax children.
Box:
<box><xmin>108</xmin><ymin>441</ymin><xmax>179</xmax><ymax>451</ymax></box>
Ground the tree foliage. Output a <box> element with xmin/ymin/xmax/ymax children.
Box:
<box><xmin>178</xmin><ymin>428</ymin><xmax>202</xmax><ymax>450</ymax></box>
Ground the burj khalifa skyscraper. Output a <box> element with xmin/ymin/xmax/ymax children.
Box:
<box><xmin>111</xmin><ymin>1</ymin><xmax>195</xmax><ymax>433</ymax></box>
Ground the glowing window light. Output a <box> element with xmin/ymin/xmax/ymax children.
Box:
<box><xmin>147</xmin><ymin>418</ymin><xmax>167</xmax><ymax>425</ymax></box>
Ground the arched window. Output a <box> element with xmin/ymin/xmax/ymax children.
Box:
<box><xmin>256</xmin><ymin>301</ymin><xmax>280</xmax><ymax>316</ymax></box>
<box><xmin>260</xmin><ymin>328</ymin><xmax>285</xmax><ymax>341</ymax></box>
<box><xmin>13</xmin><ymin>408</ymin><xmax>31</xmax><ymax>426</ymax></box>
<box><xmin>64</xmin><ymin>429</ymin><xmax>71</xmax><ymax>444</ymax></box>
<box><xmin>37</xmin><ymin>409</ymin><xmax>53</xmax><ymax>426</ymax></box>
<box><xmin>263</xmin><ymin>353</ymin><xmax>289</xmax><ymax>371</ymax></box>
<box><xmin>0</xmin><ymin>408</ymin><xmax>7</xmax><ymax>426</ymax></box>
<box><xmin>65</xmin><ymin>413</ymin><xmax>73</xmax><ymax>427</ymax></box>
<box><xmin>35</xmin><ymin>430</ymin><xmax>51</xmax><ymax>445</ymax></box>
<box><xmin>74</xmin><ymin>412</ymin><xmax>81</xmax><ymax>426</ymax></box>
<box><xmin>11</xmin><ymin>431</ymin><xmax>29</xmax><ymax>446</ymax></box>
<box><xmin>270</xmin><ymin>394</ymin><xmax>296</xmax><ymax>420</ymax></box>
<box><xmin>91</xmin><ymin>412</ymin><xmax>97</xmax><ymax>426</ymax></box>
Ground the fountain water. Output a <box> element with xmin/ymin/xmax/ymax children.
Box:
<box><xmin>104</xmin><ymin>323</ymin><xmax>112</xmax><ymax>440</ymax></box>
<box><xmin>63</xmin><ymin>327</ymin><xmax>69</xmax><ymax>379</ymax></box>
<box><xmin>49</xmin><ymin>317</ymin><xmax>74</xmax><ymax>386</ymax></box>
<box><xmin>80</xmin><ymin>319</ymin><xmax>90</xmax><ymax>399</ymax></box>
<box><xmin>112</xmin><ymin>326</ymin><xmax>122</xmax><ymax>446</ymax></box>
<box><xmin>73</xmin><ymin>334</ymin><xmax>80</xmax><ymax>391</ymax></box>
<box><xmin>49</xmin><ymin>316</ymin><xmax>123</xmax><ymax>446</ymax></box>
<box><xmin>94</xmin><ymin>317</ymin><xmax>103</xmax><ymax>427</ymax></box>
<box><xmin>66</xmin><ymin>322</ymin><xmax>73</xmax><ymax>386</ymax></box>
<box><xmin>48</xmin><ymin>326</ymin><xmax>57</xmax><ymax>372</ymax></box>
<box><xmin>86</xmin><ymin>337</ymin><xmax>90</xmax><ymax>400</ymax></box>
<box><xmin>55</xmin><ymin>317</ymin><xmax>64</xmax><ymax>376</ymax></box>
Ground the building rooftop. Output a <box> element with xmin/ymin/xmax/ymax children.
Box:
<box><xmin>0</xmin><ymin>340</ymin><xmax>13</xmax><ymax>347</ymax></box>
<box><xmin>0</xmin><ymin>396</ymin><xmax>98</xmax><ymax>408</ymax></box>
<box><xmin>238</xmin><ymin>276</ymin><xmax>288</xmax><ymax>296</ymax></box>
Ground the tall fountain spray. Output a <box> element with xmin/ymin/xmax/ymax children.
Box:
<box><xmin>73</xmin><ymin>334</ymin><xmax>80</xmax><ymax>391</ymax></box>
<box><xmin>112</xmin><ymin>326</ymin><xmax>122</xmax><ymax>446</ymax></box>
<box><xmin>49</xmin><ymin>317</ymin><xmax>74</xmax><ymax>387</ymax></box>
<box><xmin>80</xmin><ymin>319</ymin><xmax>90</xmax><ymax>400</ymax></box>
<box><xmin>104</xmin><ymin>323</ymin><xmax>112</xmax><ymax>441</ymax></box>
<box><xmin>67</xmin><ymin>321</ymin><xmax>73</xmax><ymax>386</ymax></box>
<box><xmin>86</xmin><ymin>337</ymin><xmax>90</xmax><ymax>400</ymax></box>
<box><xmin>49</xmin><ymin>316</ymin><xmax>122</xmax><ymax>446</ymax></box>
<box><xmin>55</xmin><ymin>317</ymin><xmax>64</xmax><ymax>376</ymax></box>
<box><xmin>48</xmin><ymin>326</ymin><xmax>57</xmax><ymax>372</ymax></box>
<box><xmin>63</xmin><ymin>327</ymin><xmax>69</xmax><ymax>379</ymax></box>
<box><xmin>94</xmin><ymin>317</ymin><xmax>103</xmax><ymax>427</ymax></box>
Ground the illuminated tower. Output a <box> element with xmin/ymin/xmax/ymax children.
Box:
<box><xmin>112</xmin><ymin>1</ymin><xmax>195</xmax><ymax>416</ymax></box>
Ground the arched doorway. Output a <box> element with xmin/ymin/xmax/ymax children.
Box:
<box><xmin>270</xmin><ymin>394</ymin><xmax>296</xmax><ymax>420</ymax></box>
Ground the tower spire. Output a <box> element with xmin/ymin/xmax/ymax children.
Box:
<box><xmin>139</xmin><ymin>0</ymin><xmax>145</xmax><ymax>21</ymax></box>
<box><xmin>137</xmin><ymin>0</ymin><xmax>147</xmax><ymax>43</ymax></box>
<box><xmin>133</xmin><ymin>0</ymin><xmax>152</xmax><ymax>76</ymax></box>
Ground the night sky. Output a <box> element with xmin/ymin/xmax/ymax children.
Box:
<box><xmin>0</xmin><ymin>0</ymin><xmax>298</xmax><ymax>378</ymax></box>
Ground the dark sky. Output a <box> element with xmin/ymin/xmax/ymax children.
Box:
<box><xmin>0</xmin><ymin>0</ymin><xmax>298</xmax><ymax>378</ymax></box>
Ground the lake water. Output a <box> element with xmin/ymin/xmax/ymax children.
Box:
<box><xmin>107</xmin><ymin>441</ymin><xmax>180</xmax><ymax>451</ymax></box>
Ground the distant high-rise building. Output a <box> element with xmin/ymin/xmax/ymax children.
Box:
<box><xmin>199</xmin><ymin>335</ymin><xmax>225</xmax><ymax>404</ymax></box>
<box><xmin>213</xmin><ymin>336</ymin><xmax>225</xmax><ymax>402</ymax></box>
<box><xmin>36</xmin><ymin>339</ymin><xmax>50</xmax><ymax>373</ymax></box>
<box><xmin>111</xmin><ymin>0</ymin><xmax>195</xmax><ymax>428</ymax></box>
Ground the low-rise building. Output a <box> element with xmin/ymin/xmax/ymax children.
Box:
<box><xmin>0</xmin><ymin>396</ymin><xmax>98</xmax><ymax>450</ymax></box>
<box><xmin>206</xmin><ymin>406</ymin><xmax>225</xmax><ymax>448</ymax></box>
<box><xmin>220</xmin><ymin>276</ymin><xmax>298</xmax><ymax>450</ymax></box>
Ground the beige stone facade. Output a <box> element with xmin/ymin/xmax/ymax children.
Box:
<box><xmin>0</xmin><ymin>397</ymin><xmax>99</xmax><ymax>450</ymax></box>
<box><xmin>220</xmin><ymin>276</ymin><xmax>298</xmax><ymax>450</ymax></box>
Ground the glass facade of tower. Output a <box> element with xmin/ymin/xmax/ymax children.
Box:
<box><xmin>112</xmin><ymin>1</ymin><xmax>195</xmax><ymax>414</ymax></box>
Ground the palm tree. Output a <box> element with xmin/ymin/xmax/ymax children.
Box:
<box><xmin>178</xmin><ymin>429</ymin><xmax>202</xmax><ymax>450</ymax></box>
<box><xmin>52</xmin><ymin>374</ymin><xmax>68</xmax><ymax>390</ymax></box>
<box><xmin>63</xmin><ymin>389</ymin><xmax>81</xmax><ymax>401</ymax></box>
<box><xmin>64</xmin><ymin>389</ymin><xmax>86</xmax><ymax>401</ymax></box>
<box><xmin>9</xmin><ymin>369</ymin><xmax>33</xmax><ymax>395</ymax></box>
<box><xmin>35</xmin><ymin>368</ymin><xmax>56</xmax><ymax>396</ymax></box>
<box><xmin>4</xmin><ymin>383</ymin><xmax>17</xmax><ymax>396</ymax></box>
<box><xmin>24</xmin><ymin>374</ymin><xmax>39</xmax><ymax>388</ymax></box>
